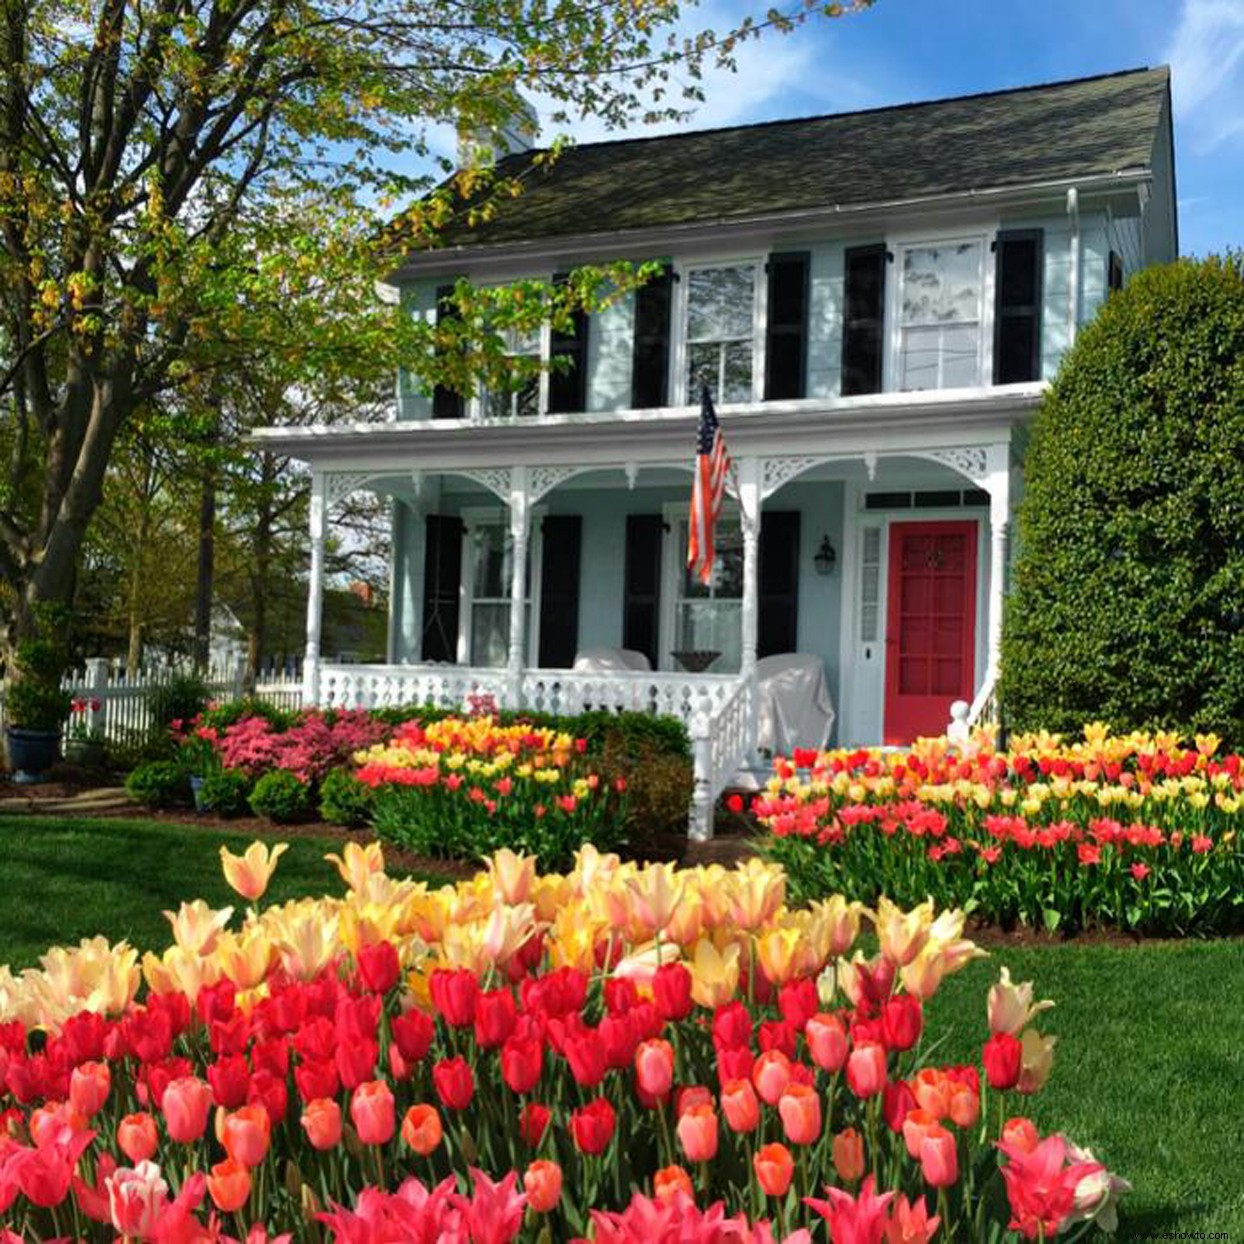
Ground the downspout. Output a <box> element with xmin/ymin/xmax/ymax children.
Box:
<box><xmin>1066</xmin><ymin>187</ymin><xmax>1080</xmax><ymax>347</ymax></box>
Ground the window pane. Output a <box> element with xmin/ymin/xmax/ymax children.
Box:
<box><xmin>681</xmin><ymin>523</ymin><xmax>743</xmax><ymax>599</ymax></box>
<box><xmin>900</xmin><ymin>325</ymin><xmax>940</xmax><ymax>390</ymax></box>
<box><xmin>722</xmin><ymin>340</ymin><xmax>753</xmax><ymax>403</ymax></box>
<box><xmin>687</xmin><ymin>266</ymin><xmax>754</xmax><ymax>341</ymax></box>
<box><xmin>471</xmin><ymin>527</ymin><xmax>510</xmax><ymax>597</ymax></box>
<box><xmin>941</xmin><ymin>323</ymin><xmax>980</xmax><ymax>388</ymax></box>
<box><xmin>514</xmin><ymin>377</ymin><xmax>540</xmax><ymax>418</ymax></box>
<box><xmin>687</xmin><ymin>341</ymin><xmax>720</xmax><ymax>402</ymax></box>
<box><xmin>471</xmin><ymin>604</ymin><xmax>510</xmax><ymax>667</ymax></box>
<box><xmin>676</xmin><ymin>601</ymin><xmax>742</xmax><ymax>671</ymax></box>
<box><xmin>902</xmin><ymin>243</ymin><xmax>981</xmax><ymax>325</ymax></box>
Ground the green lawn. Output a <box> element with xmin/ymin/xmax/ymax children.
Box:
<box><xmin>0</xmin><ymin>815</ymin><xmax>364</xmax><ymax>969</ymax></box>
<box><xmin>0</xmin><ymin>816</ymin><xmax>1239</xmax><ymax>1235</ymax></box>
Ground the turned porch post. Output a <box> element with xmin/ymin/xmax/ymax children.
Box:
<box><xmin>506</xmin><ymin>467</ymin><xmax>532</xmax><ymax>708</ymax></box>
<box><xmin>737</xmin><ymin>456</ymin><xmax>762</xmax><ymax>678</ymax></box>
<box><xmin>983</xmin><ymin>446</ymin><xmax>1011</xmax><ymax>684</ymax></box>
<box><xmin>303</xmin><ymin>471</ymin><xmax>327</xmax><ymax>706</ymax></box>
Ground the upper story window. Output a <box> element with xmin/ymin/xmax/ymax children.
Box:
<box><xmin>483</xmin><ymin>326</ymin><xmax>543</xmax><ymax>419</ymax></box>
<box><xmin>895</xmin><ymin>239</ymin><xmax>987</xmax><ymax>391</ymax></box>
<box><xmin>683</xmin><ymin>262</ymin><xmax>760</xmax><ymax>403</ymax></box>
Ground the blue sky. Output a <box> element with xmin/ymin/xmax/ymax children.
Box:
<box><xmin>546</xmin><ymin>0</ymin><xmax>1243</xmax><ymax>257</ymax></box>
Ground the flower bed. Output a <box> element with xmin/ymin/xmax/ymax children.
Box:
<box><xmin>0</xmin><ymin>842</ymin><xmax>1126</xmax><ymax>1240</ymax></box>
<box><xmin>753</xmin><ymin>725</ymin><xmax>1244</xmax><ymax>934</ymax></box>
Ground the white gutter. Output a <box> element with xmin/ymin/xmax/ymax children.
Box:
<box><xmin>1066</xmin><ymin>186</ymin><xmax>1081</xmax><ymax>347</ymax></box>
<box><xmin>390</xmin><ymin>168</ymin><xmax>1152</xmax><ymax>282</ymax></box>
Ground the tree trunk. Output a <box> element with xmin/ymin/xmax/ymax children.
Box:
<box><xmin>244</xmin><ymin>452</ymin><xmax>277</xmax><ymax>693</ymax></box>
<box><xmin>192</xmin><ymin>401</ymin><xmax>221</xmax><ymax>673</ymax></box>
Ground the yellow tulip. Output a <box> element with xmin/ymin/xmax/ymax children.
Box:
<box><xmin>806</xmin><ymin>895</ymin><xmax>865</xmax><ymax>959</ymax></box>
<box><xmin>689</xmin><ymin>937</ymin><xmax>740</xmax><ymax>1009</ymax></box>
<box><xmin>724</xmin><ymin>859</ymin><xmax>786</xmax><ymax>932</ymax></box>
<box><xmin>987</xmin><ymin>967</ymin><xmax>1054</xmax><ymax>1036</ymax></box>
<box><xmin>1017</xmin><ymin>1027</ymin><xmax>1057</xmax><ymax>1093</ymax></box>
<box><xmin>164</xmin><ymin>900</ymin><xmax>234</xmax><ymax>956</ymax></box>
<box><xmin>213</xmin><ymin>929</ymin><xmax>274</xmax><ymax>991</ymax></box>
<box><xmin>625</xmin><ymin>863</ymin><xmax>685</xmax><ymax>937</ymax></box>
<box><xmin>324</xmin><ymin>841</ymin><xmax>385</xmax><ymax>892</ymax></box>
<box><xmin>486</xmin><ymin>848</ymin><xmax>537</xmax><ymax>906</ymax></box>
<box><xmin>219</xmin><ymin>841</ymin><xmax>288</xmax><ymax>902</ymax></box>
<box><xmin>270</xmin><ymin>906</ymin><xmax>341</xmax><ymax>981</ymax></box>
<box><xmin>756</xmin><ymin>925</ymin><xmax>807</xmax><ymax>985</ymax></box>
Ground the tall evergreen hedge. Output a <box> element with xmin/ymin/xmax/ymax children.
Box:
<box><xmin>1001</xmin><ymin>254</ymin><xmax>1244</xmax><ymax>744</ymax></box>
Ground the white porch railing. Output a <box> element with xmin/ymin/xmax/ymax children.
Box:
<box><xmin>319</xmin><ymin>661</ymin><xmax>757</xmax><ymax>840</ymax></box>
<box><xmin>947</xmin><ymin>668</ymin><xmax>999</xmax><ymax>746</ymax></box>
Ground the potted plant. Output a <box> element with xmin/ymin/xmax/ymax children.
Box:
<box><xmin>65</xmin><ymin>697</ymin><xmax>106</xmax><ymax>768</ymax></box>
<box><xmin>4</xmin><ymin>626</ymin><xmax>73</xmax><ymax>783</ymax></box>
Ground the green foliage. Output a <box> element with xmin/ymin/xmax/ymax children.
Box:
<box><xmin>198</xmin><ymin>698</ymin><xmax>295</xmax><ymax>733</ymax></box>
<box><xmin>5</xmin><ymin>608</ymin><xmax>73</xmax><ymax>730</ymax></box>
<box><xmin>601</xmin><ymin>741</ymin><xmax>693</xmax><ymax>849</ymax></box>
<box><xmin>146</xmin><ymin>674</ymin><xmax>212</xmax><ymax>733</ymax></box>
<box><xmin>1002</xmin><ymin>255</ymin><xmax>1244</xmax><ymax>744</ymax></box>
<box><xmin>318</xmin><ymin>768</ymin><xmax>375</xmax><ymax>828</ymax></box>
<box><xmin>198</xmin><ymin>769</ymin><xmax>254</xmax><ymax>818</ymax></box>
<box><xmin>248</xmin><ymin>770</ymin><xmax>312</xmax><ymax>824</ymax></box>
<box><xmin>125</xmin><ymin>761</ymin><xmax>188</xmax><ymax>810</ymax></box>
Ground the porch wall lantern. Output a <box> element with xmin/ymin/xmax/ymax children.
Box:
<box><xmin>813</xmin><ymin>535</ymin><xmax>837</xmax><ymax>577</ymax></box>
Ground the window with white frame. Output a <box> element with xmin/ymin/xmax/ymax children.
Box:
<box><xmin>896</xmin><ymin>240</ymin><xmax>986</xmax><ymax>391</ymax></box>
<box><xmin>664</xmin><ymin>511</ymin><xmax>743</xmax><ymax>672</ymax></box>
<box><xmin>683</xmin><ymin>263</ymin><xmax>759</xmax><ymax>403</ymax></box>
<box><xmin>483</xmin><ymin>325</ymin><xmax>543</xmax><ymax>420</ymax></box>
<box><xmin>462</xmin><ymin>519</ymin><xmax>536</xmax><ymax>667</ymax></box>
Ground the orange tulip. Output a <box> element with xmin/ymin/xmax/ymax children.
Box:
<box><xmin>653</xmin><ymin>1165</ymin><xmax>694</xmax><ymax>1203</ymax></box>
<box><xmin>676</xmin><ymin>1104</ymin><xmax>719</xmax><ymax>1163</ymax></box>
<box><xmin>753</xmin><ymin>1142</ymin><xmax>794</xmax><ymax>1197</ymax></box>
<box><xmin>805</xmin><ymin>1013</ymin><xmax>849</xmax><ymax>1072</ymax></box>
<box><xmin>117</xmin><ymin>1113</ymin><xmax>158</xmax><ymax>1164</ymax></box>
<box><xmin>902</xmin><ymin>1108</ymin><xmax>940</xmax><ymax>1159</ymax></box>
<box><xmin>69</xmin><ymin>1062</ymin><xmax>111</xmax><ymax>1118</ymax></box>
<box><xmin>911</xmin><ymin>1068</ymin><xmax>952</xmax><ymax>1119</ymax></box>
<box><xmin>778</xmin><ymin>1082</ymin><xmax>822</xmax><ymax>1146</ymax></box>
<box><xmin>752</xmin><ymin>1050</ymin><xmax>792</xmax><ymax>1106</ymax></box>
<box><xmin>832</xmin><ymin>1127</ymin><xmax>866</xmax><ymax>1183</ymax></box>
<box><xmin>949</xmin><ymin>1083</ymin><xmax>980</xmax><ymax>1128</ymax></box>
<box><xmin>401</xmin><ymin>1103</ymin><xmax>443</xmax><ymax>1156</ymax></box>
<box><xmin>221</xmin><ymin>1104</ymin><xmax>271</xmax><ymax>1168</ymax></box>
<box><xmin>1001</xmin><ymin>1115</ymin><xmax>1040</xmax><ymax>1154</ymax></box>
<box><xmin>350</xmin><ymin>1080</ymin><xmax>395</xmax><ymax>1145</ymax></box>
<box><xmin>206</xmin><ymin>1158</ymin><xmax>251</xmax><ymax>1213</ymax></box>
<box><xmin>219</xmin><ymin>841</ymin><xmax>288</xmax><ymax>902</ymax></box>
<box><xmin>720</xmin><ymin>1078</ymin><xmax>760</xmax><ymax>1134</ymax></box>
<box><xmin>523</xmin><ymin>1160</ymin><xmax>563</xmax><ymax>1213</ymax></box>
<box><xmin>919</xmin><ymin>1125</ymin><xmax>958</xmax><ymax>1188</ymax></box>
<box><xmin>301</xmin><ymin>1098</ymin><xmax>343</xmax><ymax>1151</ymax></box>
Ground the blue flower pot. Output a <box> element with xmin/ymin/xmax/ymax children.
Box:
<box><xmin>5</xmin><ymin>726</ymin><xmax>62</xmax><ymax>784</ymax></box>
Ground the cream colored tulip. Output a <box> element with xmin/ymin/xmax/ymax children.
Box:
<box><xmin>987</xmin><ymin>967</ymin><xmax>1055</xmax><ymax>1036</ymax></box>
<box><xmin>324</xmin><ymin>841</ymin><xmax>385</xmax><ymax>892</ymax></box>
<box><xmin>689</xmin><ymin>937</ymin><xmax>740</xmax><ymax>1009</ymax></box>
<box><xmin>163</xmin><ymin>900</ymin><xmax>234</xmax><ymax>957</ymax></box>
<box><xmin>219</xmin><ymin>841</ymin><xmax>288</xmax><ymax>902</ymax></box>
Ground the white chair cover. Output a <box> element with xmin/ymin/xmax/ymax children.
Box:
<box><xmin>572</xmin><ymin>647</ymin><xmax>653</xmax><ymax>673</ymax></box>
<box><xmin>755</xmin><ymin>653</ymin><xmax>835</xmax><ymax>755</ymax></box>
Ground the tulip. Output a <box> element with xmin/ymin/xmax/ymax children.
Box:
<box><xmin>911</xmin><ymin>1068</ymin><xmax>952</xmax><ymax>1119</ymax></box>
<box><xmin>117</xmin><ymin>1113</ymin><xmax>159</xmax><ymax>1164</ymax></box>
<box><xmin>357</xmin><ymin>941</ymin><xmax>401</xmax><ymax>994</ymax></box>
<box><xmin>754</xmin><ymin>1141</ymin><xmax>795</xmax><ymax>1196</ymax></box>
<box><xmin>846</xmin><ymin>1042</ymin><xmax>888</xmax><ymax>1099</ymax></box>
<box><xmin>1001</xmin><ymin>1115</ymin><xmax>1040</xmax><ymax>1154</ymax></box>
<box><xmin>501</xmin><ymin>1036</ymin><xmax>543</xmax><ymax>1094</ymax></box>
<box><xmin>651</xmin><ymin>963</ymin><xmax>694</xmax><ymax>1021</ymax></box>
<box><xmin>689</xmin><ymin>938</ymin><xmax>741</xmax><ymax>1010</ymax></box>
<box><xmin>920</xmin><ymin>1125</ymin><xmax>959</xmax><ymax>1187</ymax></box>
<box><xmin>519</xmin><ymin>1102</ymin><xmax>552</xmax><ymax>1147</ymax></box>
<box><xmin>833</xmin><ymin>1127</ymin><xmax>866</xmax><ymax>1183</ymax></box>
<box><xmin>402</xmin><ymin>1103</ymin><xmax>443</xmax><ymax>1156</ymax></box>
<box><xmin>875</xmin><ymin>896</ymin><xmax>934</xmax><ymax>966</ymax></box>
<box><xmin>653</xmin><ymin>1164</ymin><xmax>695</xmax><ymax>1203</ymax></box>
<box><xmin>207</xmin><ymin>1157</ymin><xmax>251</xmax><ymax>1213</ymax></box>
<box><xmin>901</xmin><ymin>1107</ymin><xmax>940</xmax><ymax>1159</ymax></box>
<box><xmin>778</xmin><ymin>1082</ymin><xmax>822</xmax><ymax>1145</ymax></box>
<box><xmin>635</xmin><ymin>1038</ymin><xmax>675</xmax><ymax>1100</ymax></box>
<box><xmin>752</xmin><ymin>1049</ymin><xmax>792</xmax><ymax>1106</ymax></box>
<box><xmin>1017</xmin><ymin>1028</ymin><xmax>1057</xmax><ymax>1094</ymax></box>
<box><xmin>162</xmin><ymin>1076</ymin><xmax>212</xmax><ymax>1143</ymax></box>
<box><xmin>712</xmin><ymin>1001</ymin><xmax>753</xmax><ymax>1051</ymax></box>
<box><xmin>429</xmin><ymin>968</ymin><xmax>479</xmax><ymax>1027</ymax></box>
<box><xmin>881</xmin><ymin>995</ymin><xmax>923</xmax><ymax>1052</ymax></box>
<box><xmin>350</xmin><ymin>1080</ymin><xmax>396</xmax><ymax>1145</ymax></box>
<box><xmin>221</xmin><ymin>1104</ymin><xmax>271</xmax><ymax>1168</ymax></box>
<box><xmin>720</xmin><ymin>1078</ymin><xmax>760</xmax><ymax>1133</ymax></box>
<box><xmin>474</xmin><ymin>987</ymin><xmax>519</xmax><ymax>1049</ymax></box>
<box><xmin>570</xmin><ymin>1098</ymin><xmax>616</xmax><ymax>1155</ymax></box>
<box><xmin>676</xmin><ymin>1103</ymin><xmax>719</xmax><ymax>1162</ymax></box>
<box><xmin>778</xmin><ymin>978</ymin><xmax>820</xmax><ymax>1031</ymax></box>
<box><xmin>219</xmin><ymin>841</ymin><xmax>288</xmax><ymax>901</ymax></box>
<box><xmin>988</xmin><ymin>967</ymin><xmax>1055</xmax><ymax>1036</ymax></box>
<box><xmin>108</xmin><ymin>1161</ymin><xmax>169</xmax><ymax>1238</ymax></box>
<box><xmin>886</xmin><ymin>1193</ymin><xmax>941</xmax><ymax>1244</ymax></box>
<box><xmin>433</xmin><ymin>1056</ymin><xmax>476</xmax><ymax>1111</ymax></box>
<box><xmin>489</xmin><ymin>848</ymin><xmax>537</xmax><ymax>905</ymax></box>
<box><xmin>301</xmin><ymin>1098</ymin><xmax>343</xmax><ymax>1151</ymax></box>
<box><xmin>523</xmin><ymin>1159</ymin><xmax>563</xmax><ymax>1213</ymax></box>
<box><xmin>805</xmin><ymin>1013</ymin><xmax>849</xmax><ymax>1072</ymax></box>
<box><xmin>949</xmin><ymin>1082</ymin><xmax>981</xmax><ymax>1128</ymax></box>
<box><xmin>69</xmin><ymin>1061</ymin><xmax>111</xmax><ymax>1118</ymax></box>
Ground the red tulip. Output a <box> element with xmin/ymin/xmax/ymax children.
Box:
<box><xmin>881</xmin><ymin>996</ymin><xmax>923</xmax><ymax>1052</ymax></box>
<box><xmin>712</xmin><ymin>1002</ymin><xmax>752</xmax><ymax>1050</ymax></box>
<box><xmin>390</xmin><ymin>1009</ymin><xmax>435</xmax><ymax>1063</ymax></box>
<box><xmin>474</xmin><ymin>988</ymin><xmax>518</xmax><ymax>1049</ymax></box>
<box><xmin>635</xmin><ymin>1039</ymin><xmax>675</xmax><ymax>1100</ymax></box>
<box><xmin>920</xmin><ymin>1124</ymin><xmax>959</xmax><ymax>1188</ymax></box>
<box><xmin>432</xmin><ymin>1056</ymin><xmax>475</xmax><ymax>1111</ymax></box>
<box><xmin>335</xmin><ymin>1038</ymin><xmax>379</xmax><ymax>1091</ymax></box>
<box><xmin>983</xmin><ymin>1032</ymin><xmax>1023</xmax><ymax>1091</ymax></box>
<box><xmin>564</xmin><ymin>1029</ymin><xmax>608</xmax><ymax>1088</ymax></box>
<box><xmin>753</xmin><ymin>1141</ymin><xmax>794</xmax><ymax>1196</ymax></box>
<box><xmin>294</xmin><ymin>1058</ymin><xmax>339</xmax><ymax>1105</ymax></box>
<box><xmin>652</xmin><ymin>963</ymin><xmax>693</xmax><ymax>1021</ymax></box>
<box><xmin>570</xmin><ymin>1097</ymin><xmax>616</xmax><ymax>1155</ymax></box>
<box><xmin>207</xmin><ymin>1054</ymin><xmax>251</xmax><ymax>1110</ymax></box>
<box><xmin>357</xmin><ymin>941</ymin><xmax>401</xmax><ymax>994</ymax></box>
<box><xmin>429</xmin><ymin>968</ymin><xmax>479</xmax><ymax>1027</ymax></box>
<box><xmin>501</xmin><ymin>1036</ymin><xmax>543</xmax><ymax>1094</ymax></box>
<box><xmin>350</xmin><ymin>1080</ymin><xmax>395</xmax><ymax>1145</ymax></box>
<box><xmin>805</xmin><ymin>1013</ymin><xmax>849</xmax><ymax>1072</ymax></box>
<box><xmin>519</xmin><ymin>1102</ymin><xmax>551</xmax><ymax>1147</ymax></box>
<box><xmin>778</xmin><ymin>979</ymin><xmax>819</xmax><ymax>1031</ymax></box>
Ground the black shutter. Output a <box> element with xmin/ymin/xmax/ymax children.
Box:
<box><xmin>1108</xmin><ymin>250</ymin><xmax>1124</xmax><ymax>295</ymax></box>
<box><xmin>548</xmin><ymin>274</ymin><xmax>590</xmax><ymax>414</ymax></box>
<box><xmin>622</xmin><ymin>514</ymin><xmax>664</xmax><ymax>667</ymax></box>
<box><xmin>757</xmin><ymin>511</ymin><xmax>801</xmax><ymax>658</ymax></box>
<box><xmin>421</xmin><ymin>514</ymin><xmax>463</xmax><ymax>662</ymax></box>
<box><xmin>538</xmin><ymin>514</ymin><xmax>582</xmax><ymax>667</ymax></box>
<box><xmin>431</xmin><ymin>285</ymin><xmax>465</xmax><ymax>420</ymax></box>
<box><xmin>841</xmin><ymin>245</ymin><xmax>887</xmax><ymax>396</ymax></box>
<box><xmin>993</xmin><ymin>229</ymin><xmax>1044</xmax><ymax>384</ymax></box>
<box><xmin>765</xmin><ymin>252</ymin><xmax>810</xmax><ymax>400</ymax></box>
<box><xmin>630</xmin><ymin>265</ymin><xmax>674</xmax><ymax>408</ymax></box>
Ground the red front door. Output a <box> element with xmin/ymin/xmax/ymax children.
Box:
<box><xmin>884</xmin><ymin>521</ymin><xmax>978</xmax><ymax>745</ymax></box>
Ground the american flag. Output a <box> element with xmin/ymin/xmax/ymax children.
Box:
<box><xmin>687</xmin><ymin>384</ymin><xmax>733</xmax><ymax>586</ymax></box>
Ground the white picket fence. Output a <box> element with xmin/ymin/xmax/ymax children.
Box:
<box><xmin>0</xmin><ymin>660</ymin><xmax>304</xmax><ymax>744</ymax></box>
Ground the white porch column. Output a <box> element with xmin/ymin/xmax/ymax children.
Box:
<box><xmin>303</xmin><ymin>471</ymin><xmax>327</xmax><ymax>706</ymax></box>
<box><xmin>983</xmin><ymin>446</ymin><xmax>1011</xmax><ymax>684</ymax></box>
<box><xmin>506</xmin><ymin>466</ymin><xmax>531</xmax><ymax>708</ymax></box>
<box><xmin>737</xmin><ymin>456</ymin><xmax>762</xmax><ymax>678</ymax></box>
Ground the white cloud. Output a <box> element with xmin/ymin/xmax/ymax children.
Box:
<box><xmin>1166</xmin><ymin>0</ymin><xmax>1244</xmax><ymax>150</ymax></box>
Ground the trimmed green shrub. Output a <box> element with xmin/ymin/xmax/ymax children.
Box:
<box><xmin>125</xmin><ymin>760</ymin><xmax>188</xmax><ymax>809</ymax></box>
<box><xmin>147</xmin><ymin>672</ymin><xmax>211</xmax><ymax>733</ymax></box>
<box><xmin>248</xmin><ymin>769</ymin><xmax>312</xmax><ymax>823</ymax></box>
<box><xmin>198</xmin><ymin>697</ymin><xmax>295</xmax><ymax>733</ymax></box>
<box><xmin>198</xmin><ymin>768</ymin><xmax>253</xmax><ymax>818</ymax></box>
<box><xmin>319</xmin><ymin>768</ymin><xmax>374</xmax><ymax>827</ymax></box>
<box><xmin>1002</xmin><ymin>254</ymin><xmax>1244</xmax><ymax>745</ymax></box>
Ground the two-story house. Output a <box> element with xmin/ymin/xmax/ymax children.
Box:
<box><xmin>254</xmin><ymin>66</ymin><xmax>1177</xmax><ymax>838</ymax></box>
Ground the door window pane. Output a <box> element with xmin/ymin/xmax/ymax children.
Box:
<box><xmin>468</xmin><ymin>525</ymin><xmax>532</xmax><ymax>667</ymax></box>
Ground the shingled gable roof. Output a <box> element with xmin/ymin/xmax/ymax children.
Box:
<box><xmin>428</xmin><ymin>66</ymin><xmax>1170</xmax><ymax>252</ymax></box>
